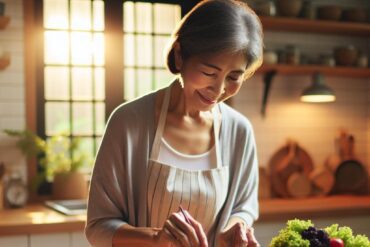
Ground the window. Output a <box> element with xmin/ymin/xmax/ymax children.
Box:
<box><xmin>38</xmin><ymin>0</ymin><xmax>186</xmax><ymax>178</ymax></box>
<box><xmin>123</xmin><ymin>2</ymin><xmax>181</xmax><ymax>100</ymax></box>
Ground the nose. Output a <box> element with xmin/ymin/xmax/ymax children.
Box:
<box><xmin>209</xmin><ymin>78</ymin><xmax>226</xmax><ymax>96</ymax></box>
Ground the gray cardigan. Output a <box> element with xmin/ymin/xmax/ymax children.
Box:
<box><xmin>85</xmin><ymin>88</ymin><xmax>259</xmax><ymax>247</ymax></box>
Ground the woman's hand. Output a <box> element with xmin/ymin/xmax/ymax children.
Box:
<box><xmin>218</xmin><ymin>222</ymin><xmax>260</xmax><ymax>247</ymax></box>
<box><xmin>154</xmin><ymin>210</ymin><xmax>208</xmax><ymax>247</ymax></box>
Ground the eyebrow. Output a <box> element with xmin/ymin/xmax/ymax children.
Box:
<box><xmin>201</xmin><ymin>62</ymin><xmax>244</xmax><ymax>74</ymax></box>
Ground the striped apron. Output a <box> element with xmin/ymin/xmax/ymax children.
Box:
<box><xmin>147</xmin><ymin>85</ymin><xmax>229</xmax><ymax>234</ymax></box>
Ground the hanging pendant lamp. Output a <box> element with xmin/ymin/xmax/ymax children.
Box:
<box><xmin>300</xmin><ymin>73</ymin><xmax>336</xmax><ymax>103</ymax></box>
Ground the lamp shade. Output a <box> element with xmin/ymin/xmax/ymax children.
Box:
<box><xmin>300</xmin><ymin>73</ymin><xmax>336</xmax><ymax>103</ymax></box>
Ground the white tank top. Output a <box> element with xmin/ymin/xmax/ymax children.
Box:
<box><xmin>147</xmin><ymin>84</ymin><xmax>229</xmax><ymax>234</ymax></box>
<box><xmin>158</xmin><ymin>137</ymin><xmax>217</xmax><ymax>171</ymax></box>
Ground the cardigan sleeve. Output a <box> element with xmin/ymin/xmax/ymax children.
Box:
<box><xmin>229</xmin><ymin>120</ymin><xmax>259</xmax><ymax>227</ymax></box>
<box><xmin>85</xmin><ymin>110</ymin><xmax>129</xmax><ymax>247</ymax></box>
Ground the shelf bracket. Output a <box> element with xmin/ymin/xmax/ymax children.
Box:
<box><xmin>261</xmin><ymin>70</ymin><xmax>277</xmax><ymax>117</ymax></box>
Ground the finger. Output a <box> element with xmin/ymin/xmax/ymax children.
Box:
<box><xmin>165</xmin><ymin>219</ymin><xmax>191</xmax><ymax>247</ymax></box>
<box><xmin>184</xmin><ymin>210</ymin><xmax>208</xmax><ymax>247</ymax></box>
<box><xmin>162</xmin><ymin>226</ymin><xmax>178</xmax><ymax>244</ymax></box>
<box><xmin>246</xmin><ymin>227</ymin><xmax>260</xmax><ymax>247</ymax></box>
<box><xmin>171</xmin><ymin>213</ymin><xmax>200</xmax><ymax>247</ymax></box>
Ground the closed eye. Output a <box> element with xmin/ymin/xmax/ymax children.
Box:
<box><xmin>202</xmin><ymin>72</ymin><xmax>215</xmax><ymax>77</ymax></box>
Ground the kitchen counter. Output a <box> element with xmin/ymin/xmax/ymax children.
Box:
<box><xmin>0</xmin><ymin>195</ymin><xmax>369</xmax><ymax>236</ymax></box>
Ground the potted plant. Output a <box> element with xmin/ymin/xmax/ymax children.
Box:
<box><xmin>4</xmin><ymin>129</ymin><xmax>90</xmax><ymax>200</ymax></box>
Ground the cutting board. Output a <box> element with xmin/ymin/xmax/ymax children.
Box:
<box><xmin>268</xmin><ymin>141</ymin><xmax>314</xmax><ymax>197</ymax></box>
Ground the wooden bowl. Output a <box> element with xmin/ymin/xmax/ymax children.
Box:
<box><xmin>317</xmin><ymin>5</ymin><xmax>342</xmax><ymax>21</ymax></box>
<box><xmin>334</xmin><ymin>46</ymin><xmax>358</xmax><ymax>66</ymax></box>
<box><xmin>276</xmin><ymin>0</ymin><xmax>303</xmax><ymax>17</ymax></box>
<box><xmin>343</xmin><ymin>8</ymin><xmax>368</xmax><ymax>23</ymax></box>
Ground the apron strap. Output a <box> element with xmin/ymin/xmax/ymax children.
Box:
<box><xmin>150</xmin><ymin>85</ymin><xmax>171</xmax><ymax>160</ymax></box>
<box><xmin>150</xmin><ymin>83</ymin><xmax>222</xmax><ymax>168</ymax></box>
<box><xmin>212</xmin><ymin>105</ymin><xmax>222</xmax><ymax>168</ymax></box>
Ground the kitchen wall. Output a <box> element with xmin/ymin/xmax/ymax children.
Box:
<box><xmin>233</xmin><ymin>29</ymin><xmax>370</xmax><ymax>169</ymax></box>
<box><xmin>0</xmin><ymin>0</ymin><xmax>369</xmax><ymax>182</ymax></box>
<box><xmin>0</xmin><ymin>0</ymin><xmax>26</xmax><ymax>179</ymax></box>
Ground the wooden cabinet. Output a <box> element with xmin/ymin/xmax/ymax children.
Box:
<box><xmin>0</xmin><ymin>235</ymin><xmax>28</xmax><ymax>247</ymax></box>
<box><xmin>0</xmin><ymin>232</ymin><xmax>90</xmax><ymax>247</ymax></box>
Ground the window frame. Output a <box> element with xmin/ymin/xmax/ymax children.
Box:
<box><xmin>25</xmin><ymin>0</ymin><xmax>199</xmax><ymax>199</ymax></box>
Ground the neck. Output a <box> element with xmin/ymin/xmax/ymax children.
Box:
<box><xmin>170</xmin><ymin>80</ymin><xmax>209</xmax><ymax>119</ymax></box>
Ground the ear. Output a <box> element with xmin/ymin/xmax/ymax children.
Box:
<box><xmin>173</xmin><ymin>42</ymin><xmax>183</xmax><ymax>71</ymax></box>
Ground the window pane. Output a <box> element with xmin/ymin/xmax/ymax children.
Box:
<box><xmin>44</xmin><ymin>0</ymin><xmax>68</xmax><ymax>29</ymax></box>
<box><xmin>71</xmin><ymin>0</ymin><xmax>91</xmax><ymax>30</ymax></box>
<box><xmin>124</xmin><ymin>34</ymin><xmax>135</xmax><ymax>66</ymax></box>
<box><xmin>93</xmin><ymin>0</ymin><xmax>104</xmax><ymax>31</ymax></box>
<box><xmin>136</xmin><ymin>2</ymin><xmax>152</xmax><ymax>33</ymax></box>
<box><xmin>123</xmin><ymin>1</ymin><xmax>134</xmax><ymax>32</ymax></box>
<box><xmin>71</xmin><ymin>32</ymin><xmax>93</xmax><ymax>65</ymax></box>
<box><xmin>154</xmin><ymin>35</ymin><xmax>171</xmax><ymax>67</ymax></box>
<box><xmin>46</xmin><ymin>102</ymin><xmax>70</xmax><ymax>135</ymax></box>
<box><xmin>137</xmin><ymin>35</ymin><xmax>153</xmax><ymax>67</ymax></box>
<box><xmin>94</xmin><ymin>68</ymin><xmax>105</xmax><ymax>100</ymax></box>
<box><xmin>72</xmin><ymin>103</ymin><xmax>93</xmax><ymax>135</ymax></box>
<box><xmin>75</xmin><ymin>137</ymin><xmax>94</xmax><ymax>169</ymax></box>
<box><xmin>124</xmin><ymin>68</ymin><xmax>135</xmax><ymax>100</ymax></box>
<box><xmin>72</xmin><ymin>67</ymin><xmax>92</xmax><ymax>100</ymax></box>
<box><xmin>95</xmin><ymin>103</ymin><xmax>105</xmax><ymax>135</ymax></box>
<box><xmin>137</xmin><ymin>69</ymin><xmax>153</xmax><ymax>96</ymax></box>
<box><xmin>45</xmin><ymin>66</ymin><xmax>70</xmax><ymax>100</ymax></box>
<box><xmin>154</xmin><ymin>4</ymin><xmax>181</xmax><ymax>34</ymax></box>
<box><xmin>93</xmin><ymin>33</ymin><xmax>105</xmax><ymax>66</ymax></box>
<box><xmin>155</xmin><ymin>69</ymin><xmax>173</xmax><ymax>89</ymax></box>
<box><xmin>45</xmin><ymin>31</ymin><xmax>69</xmax><ymax>65</ymax></box>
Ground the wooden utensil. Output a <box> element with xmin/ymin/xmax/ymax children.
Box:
<box><xmin>309</xmin><ymin>166</ymin><xmax>335</xmax><ymax>196</ymax></box>
<box><xmin>269</xmin><ymin>140</ymin><xmax>314</xmax><ymax>197</ymax></box>
<box><xmin>287</xmin><ymin>172</ymin><xmax>312</xmax><ymax>198</ymax></box>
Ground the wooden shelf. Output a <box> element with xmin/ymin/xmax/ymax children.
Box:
<box><xmin>260</xmin><ymin>16</ymin><xmax>370</xmax><ymax>37</ymax></box>
<box><xmin>258</xmin><ymin>195</ymin><xmax>370</xmax><ymax>222</ymax></box>
<box><xmin>0</xmin><ymin>16</ymin><xmax>10</xmax><ymax>30</ymax></box>
<box><xmin>0</xmin><ymin>54</ymin><xmax>10</xmax><ymax>70</ymax></box>
<box><xmin>257</xmin><ymin>64</ymin><xmax>370</xmax><ymax>78</ymax></box>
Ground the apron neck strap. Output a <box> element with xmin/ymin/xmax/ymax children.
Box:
<box><xmin>150</xmin><ymin>84</ymin><xmax>171</xmax><ymax>160</ymax></box>
<box><xmin>150</xmin><ymin>84</ymin><xmax>222</xmax><ymax>168</ymax></box>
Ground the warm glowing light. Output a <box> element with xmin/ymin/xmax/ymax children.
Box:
<box><xmin>300</xmin><ymin>95</ymin><xmax>336</xmax><ymax>103</ymax></box>
<box><xmin>44</xmin><ymin>31</ymin><xmax>69</xmax><ymax>64</ymax></box>
<box><xmin>44</xmin><ymin>0</ymin><xmax>68</xmax><ymax>29</ymax></box>
<box><xmin>71</xmin><ymin>32</ymin><xmax>93</xmax><ymax>65</ymax></box>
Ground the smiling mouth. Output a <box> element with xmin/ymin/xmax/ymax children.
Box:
<box><xmin>197</xmin><ymin>91</ymin><xmax>217</xmax><ymax>105</ymax></box>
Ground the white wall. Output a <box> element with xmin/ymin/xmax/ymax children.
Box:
<box><xmin>0</xmin><ymin>0</ymin><xmax>26</xmax><ymax>179</ymax></box>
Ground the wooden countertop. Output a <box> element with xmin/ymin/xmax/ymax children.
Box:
<box><xmin>0</xmin><ymin>195</ymin><xmax>369</xmax><ymax>236</ymax></box>
<box><xmin>0</xmin><ymin>204</ymin><xmax>86</xmax><ymax>236</ymax></box>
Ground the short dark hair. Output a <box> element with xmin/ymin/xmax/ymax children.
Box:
<box><xmin>166</xmin><ymin>0</ymin><xmax>263</xmax><ymax>79</ymax></box>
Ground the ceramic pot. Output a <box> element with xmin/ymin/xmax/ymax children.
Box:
<box><xmin>53</xmin><ymin>172</ymin><xmax>88</xmax><ymax>200</ymax></box>
<box><xmin>276</xmin><ymin>0</ymin><xmax>303</xmax><ymax>17</ymax></box>
<box><xmin>317</xmin><ymin>5</ymin><xmax>342</xmax><ymax>21</ymax></box>
<box><xmin>334</xmin><ymin>46</ymin><xmax>358</xmax><ymax>66</ymax></box>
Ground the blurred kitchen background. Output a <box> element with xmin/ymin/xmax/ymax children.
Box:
<box><xmin>0</xmin><ymin>0</ymin><xmax>369</xmax><ymax>246</ymax></box>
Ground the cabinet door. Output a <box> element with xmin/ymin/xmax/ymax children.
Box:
<box><xmin>30</xmin><ymin>233</ymin><xmax>70</xmax><ymax>247</ymax></box>
<box><xmin>0</xmin><ymin>235</ymin><xmax>28</xmax><ymax>247</ymax></box>
<box><xmin>71</xmin><ymin>232</ymin><xmax>90</xmax><ymax>247</ymax></box>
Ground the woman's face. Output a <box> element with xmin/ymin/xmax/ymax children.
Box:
<box><xmin>175</xmin><ymin>46</ymin><xmax>248</xmax><ymax>112</ymax></box>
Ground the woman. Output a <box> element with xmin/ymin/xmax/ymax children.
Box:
<box><xmin>85</xmin><ymin>0</ymin><xmax>263</xmax><ymax>246</ymax></box>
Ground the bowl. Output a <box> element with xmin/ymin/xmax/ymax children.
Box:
<box><xmin>317</xmin><ymin>5</ymin><xmax>342</xmax><ymax>21</ymax></box>
<box><xmin>343</xmin><ymin>8</ymin><xmax>368</xmax><ymax>22</ymax></box>
<box><xmin>276</xmin><ymin>0</ymin><xmax>303</xmax><ymax>17</ymax></box>
<box><xmin>334</xmin><ymin>46</ymin><xmax>358</xmax><ymax>66</ymax></box>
